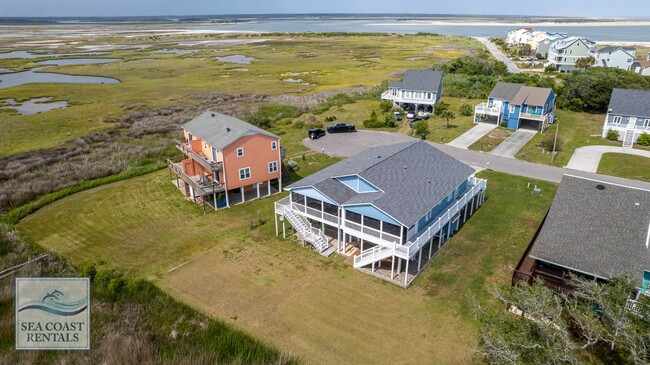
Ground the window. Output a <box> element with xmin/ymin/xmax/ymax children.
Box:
<box><xmin>291</xmin><ymin>192</ymin><xmax>305</xmax><ymax>205</ymax></box>
<box><xmin>612</xmin><ymin>116</ymin><xmax>622</xmax><ymax>124</ymax></box>
<box><xmin>268</xmin><ymin>161</ymin><xmax>278</xmax><ymax>173</ymax></box>
<box><xmin>239</xmin><ymin>167</ymin><xmax>251</xmax><ymax>180</ymax></box>
<box><xmin>188</xmin><ymin>133</ymin><xmax>193</xmax><ymax>141</ymax></box>
<box><xmin>644</xmin><ymin>119</ymin><xmax>650</xmax><ymax>127</ymax></box>
<box><xmin>271</xmin><ymin>141</ymin><xmax>277</xmax><ymax>150</ymax></box>
<box><xmin>212</xmin><ymin>147</ymin><xmax>218</xmax><ymax>161</ymax></box>
<box><xmin>237</xmin><ymin>147</ymin><xmax>244</xmax><ymax>157</ymax></box>
<box><xmin>204</xmin><ymin>142</ymin><xmax>208</xmax><ymax>149</ymax></box>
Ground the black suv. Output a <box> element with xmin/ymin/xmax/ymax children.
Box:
<box><xmin>408</xmin><ymin>115</ymin><xmax>429</xmax><ymax>128</ymax></box>
<box><xmin>308</xmin><ymin>128</ymin><xmax>326</xmax><ymax>140</ymax></box>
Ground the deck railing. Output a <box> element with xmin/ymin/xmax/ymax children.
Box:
<box><xmin>175</xmin><ymin>140</ymin><xmax>223</xmax><ymax>172</ymax></box>
<box><xmin>475</xmin><ymin>103</ymin><xmax>502</xmax><ymax>116</ymax></box>
<box><xmin>167</xmin><ymin>159</ymin><xmax>225</xmax><ymax>196</ymax></box>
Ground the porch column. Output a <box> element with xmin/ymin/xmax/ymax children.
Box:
<box><xmin>275</xmin><ymin>213</ymin><xmax>278</xmax><ymax>236</ymax></box>
<box><xmin>470</xmin><ymin>196</ymin><xmax>474</xmax><ymax>215</ymax></box>
<box><xmin>213</xmin><ymin>192</ymin><xmax>217</xmax><ymax>210</ymax></box>
<box><xmin>256</xmin><ymin>183</ymin><xmax>260</xmax><ymax>199</ymax></box>
<box><xmin>397</xmin><ymin>257</ymin><xmax>402</xmax><ymax>273</ymax></box>
<box><xmin>463</xmin><ymin>204</ymin><xmax>468</xmax><ymax>223</ymax></box>
<box><xmin>418</xmin><ymin>248</ymin><xmax>422</xmax><ymax>271</ymax></box>
<box><xmin>438</xmin><ymin>232</ymin><xmax>443</xmax><ymax>250</ymax></box>
<box><xmin>429</xmin><ymin>236</ymin><xmax>434</xmax><ymax>259</ymax></box>
<box><xmin>282</xmin><ymin>219</ymin><xmax>286</xmax><ymax>239</ymax></box>
<box><xmin>279</xmin><ymin>176</ymin><xmax>282</xmax><ymax>192</ymax></box>
<box><xmin>391</xmin><ymin>255</ymin><xmax>395</xmax><ymax>280</ymax></box>
<box><xmin>447</xmin><ymin>220</ymin><xmax>452</xmax><ymax>240</ymax></box>
<box><xmin>240</xmin><ymin>187</ymin><xmax>245</xmax><ymax>203</ymax></box>
<box><xmin>404</xmin><ymin>260</ymin><xmax>409</xmax><ymax>286</ymax></box>
<box><xmin>225</xmin><ymin>190</ymin><xmax>230</xmax><ymax>208</ymax></box>
<box><xmin>360</xmin><ymin>239</ymin><xmax>364</xmax><ymax>252</ymax></box>
<box><xmin>268</xmin><ymin>179</ymin><xmax>271</xmax><ymax>196</ymax></box>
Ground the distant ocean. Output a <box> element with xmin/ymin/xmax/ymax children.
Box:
<box><xmin>189</xmin><ymin>19</ymin><xmax>650</xmax><ymax>42</ymax></box>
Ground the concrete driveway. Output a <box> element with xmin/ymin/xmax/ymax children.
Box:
<box><xmin>489</xmin><ymin>129</ymin><xmax>536</xmax><ymax>158</ymax></box>
<box><xmin>447</xmin><ymin>123</ymin><xmax>497</xmax><ymax>149</ymax></box>
<box><xmin>474</xmin><ymin>37</ymin><xmax>521</xmax><ymax>74</ymax></box>
<box><xmin>303</xmin><ymin>130</ymin><xmax>414</xmax><ymax>157</ymax></box>
<box><xmin>301</xmin><ymin>129</ymin><xmax>650</xmax><ymax>190</ymax></box>
<box><xmin>567</xmin><ymin>145</ymin><xmax>650</xmax><ymax>172</ymax></box>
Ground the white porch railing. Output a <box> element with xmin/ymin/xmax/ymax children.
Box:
<box><xmin>520</xmin><ymin>112</ymin><xmax>545</xmax><ymax>121</ymax></box>
<box><xmin>353</xmin><ymin>177</ymin><xmax>487</xmax><ymax>268</ymax></box>
<box><xmin>275</xmin><ymin>197</ymin><xmax>329</xmax><ymax>252</ymax></box>
<box><xmin>474</xmin><ymin>103</ymin><xmax>502</xmax><ymax>116</ymax></box>
<box><xmin>290</xmin><ymin>202</ymin><xmax>339</xmax><ymax>225</ymax></box>
<box><xmin>625</xmin><ymin>298</ymin><xmax>647</xmax><ymax>316</ymax></box>
<box><xmin>403</xmin><ymin>177</ymin><xmax>487</xmax><ymax>259</ymax></box>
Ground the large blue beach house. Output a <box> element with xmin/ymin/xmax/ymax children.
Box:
<box><xmin>474</xmin><ymin>82</ymin><xmax>556</xmax><ymax>132</ymax></box>
<box><xmin>274</xmin><ymin>141</ymin><xmax>487</xmax><ymax>287</ymax></box>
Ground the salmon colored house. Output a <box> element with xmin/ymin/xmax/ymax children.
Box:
<box><xmin>168</xmin><ymin>111</ymin><xmax>284</xmax><ymax>211</ymax></box>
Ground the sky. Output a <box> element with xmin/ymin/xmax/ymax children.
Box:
<box><xmin>3</xmin><ymin>0</ymin><xmax>650</xmax><ymax>18</ymax></box>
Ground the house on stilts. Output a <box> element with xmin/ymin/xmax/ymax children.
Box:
<box><xmin>274</xmin><ymin>140</ymin><xmax>487</xmax><ymax>287</ymax></box>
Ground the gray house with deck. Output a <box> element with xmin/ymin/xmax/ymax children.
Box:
<box><xmin>381</xmin><ymin>70</ymin><xmax>443</xmax><ymax>115</ymax></box>
<box><xmin>274</xmin><ymin>141</ymin><xmax>487</xmax><ymax>287</ymax></box>
<box><xmin>601</xmin><ymin>88</ymin><xmax>650</xmax><ymax>147</ymax></box>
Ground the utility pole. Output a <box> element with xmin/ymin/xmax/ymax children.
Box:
<box><xmin>551</xmin><ymin>117</ymin><xmax>559</xmax><ymax>163</ymax></box>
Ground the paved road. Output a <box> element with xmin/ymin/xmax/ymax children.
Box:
<box><xmin>567</xmin><ymin>145</ymin><xmax>650</xmax><ymax>172</ymax></box>
<box><xmin>302</xmin><ymin>130</ymin><xmax>650</xmax><ymax>190</ymax></box>
<box><xmin>489</xmin><ymin>129</ymin><xmax>537</xmax><ymax>158</ymax></box>
<box><xmin>447</xmin><ymin>123</ymin><xmax>497</xmax><ymax>149</ymax></box>
<box><xmin>474</xmin><ymin>37</ymin><xmax>521</xmax><ymax>74</ymax></box>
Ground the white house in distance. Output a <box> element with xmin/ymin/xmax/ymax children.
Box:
<box><xmin>594</xmin><ymin>46</ymin><xmax>636</xmax><ymax>71</ymax></box>
<box><xmin>381</xmin><ymin>69</ymin><xmax>443</xmax><ymax>114</ymax></box>
<box><xmin>545</xmin><ymin>36</ymin><xmax>597</xmax><ymax>72</ymax></box>
<box><xmin>505</xmin><ymin>28</ymin><xmax>532</xmax><ymax>45</ymax></box>
<box><xmin>601</xmin><ymin>88</ymin><xmax>650</xmax><ymax>147</ymax></box>
<box><xmin>632</xmin><ymin>60</ymin><xmax>650</xmax><ymax>76</ymax></box>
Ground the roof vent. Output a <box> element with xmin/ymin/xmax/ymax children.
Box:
<box><xmin>377</xmin><ymin>155</ymin><xmax>381</xmax><ymax>158</ymax></box>
<box><xmin>634</xmin><ymin>202</ymin><xmax>640</xmax><ymax>206</ymax></box>
<box><xmin>211</xmin><ymin>113</ymin><xmax>216</xmax><ymax>117</ymax></box>
<box><xmin>596</xmin><ymin>184</ymin><xmax>606</xmax><ymax>191</ymax></box>
<box><xmin>226</xmin><ymin>127</ymin><xmax>231</xmax><ymax>132</ymax></box>
<box><xmin>427</xmin><ymin>179</ymin><xmax>430</xmax><ymax>183</ymax></box>
<box><xmin>404</xmin><ymin>165</ymin><xmax>407</xmax><ymax>169</ymax></box>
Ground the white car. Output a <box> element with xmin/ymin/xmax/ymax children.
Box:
<box><xmin>406</xmin><ymin>112</ymin><xmax>415</xmax><ymax>119</ymax></box>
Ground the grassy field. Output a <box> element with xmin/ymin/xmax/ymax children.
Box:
<box><xmin>0</xmin><ymin>34</ymin><xmax>481</xmax><ymax>156</ymax></box>
<box><xmin>406</xmin><ymin>97</ymin><xmax>483</xmax><ymax>143</ymax></box>
<box><xmin>597</xmin><ymin>153</ymin><xmax>650</xmax><ymax>182</ymax></box>
<box><xmin>516</xmin><ymin>109</ymin><xmax>616</xmax><ymax>166</ymax></box>
<box><xmin>18</xmin><ymin>166</ymin><xmax>556</xmax><ymax>364</ymax></box>
<box><xmin>468</xmin><ymin>127</ymin><xmax>513</xmax><ymax>152</ymax></box>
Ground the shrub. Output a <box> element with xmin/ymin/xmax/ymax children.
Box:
<box><xmin>458</xmin><ymin>103</ymin><xmax>473</xmax><ymax>116</ymax></box>
<box><xmin>412</xmin><ymin>120</ymin><xmax>429</xmax><ymax>136</ymax></box>
<box><xmin>380</xmin><ymin>100</ymin><xmax>393</xmax><ymax>113</ymax></box>
<box><xmin>499</xmin><ymin>122</ymin><xmax>507</xmax><ymax>128</ymax></box>
<box><xmin>384</xmin><ymin>113</ymin><xmax>396</xmax><ymax>128</ymax></box>
<box><xmin>363</xmin><ymin>119</ymin><xmax>384</xmax><ymax>128</ymax></box>
<box><xmin>287</xmin><ymin>159</ymin><xmax>298</xmax><ymax>171</ymax></box>
<box><xmin>540</xmin><ymin>134</ymin><xmax>562</xmax><ymax>152</ymax></box>
<box><xmin>637</xmin><ymin>132</ymin><xmax>650</xmax><ymax>146</ymax></box>
<box><xmin>245</xmin><ymin>115</ymin><xmax>273</xmax><ymax>129</ymax></box>
<box><xmin>324</xmin><ymin>115</ymin><xmax>337</xmax><ymax>122</ymax></box>
<box><xmin>544</xmin><ymin>65</ymin><xmax>557</xmax><ymax>73</ymax></box>
<box><xmin>291</xmin><ymin>119</ymin><xmax>305</xmax><ymax>129</ymax></box>
<box><xmin>305</xmin><ymin>114</ymin><xmax>323</xmax><ymax>128</ymax></box>
<box><xmin>606</xmin><ymin>129</ymin><xmax>620</xmax><ymax>141</ymax></box>
<box><xmin>434</xmin><ymin>102</ymin><xmax>449</xmax><ymax>116</ymax></box>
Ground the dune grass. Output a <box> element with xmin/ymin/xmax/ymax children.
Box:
<box><xmin>18</xmin><ymin>167</ymin><xmax>556</xmax><ymax>364</ymax></box>
<box><xmin>597</xmin><ymin>153</ymin><xmax>650</xmax><ymax>182</ymax></box>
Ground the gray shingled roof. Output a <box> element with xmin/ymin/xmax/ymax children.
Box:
<box><xmin>608</xmin><ymin>88</ymin><xmax>650</xmax><ymax>118</ymax></box>
<box><xmin>489</xmin><ymin>82</ymin><xmax>553</xmax><ymax>107</ymax></box>
<box><xmin>597</xmin><ymin>46</ymin><xmax>636</xmax><ymax>54</ymax></box>
<box><xmin>182</xmin><ymin>111</ymin><xmax>278</xmax><ymax>149</ymax></box>
<box><xmin>287</xmin><ymin>141</ymin><xmax>476</xmax><ymax>226</ymax></box>
<box><xmin>388</xmin><ymin>70</ymin><xmax>443</xmax><ymax>92</ymax></box>
<box><xmin>529</xmin><ymin>175</ymin><xmax>650</xmax><ymax>287</ymax></box>
<box><xmin>489</xmin><ymin>82</ymin><xmax>522</xmax><ymax>101</ymax></box>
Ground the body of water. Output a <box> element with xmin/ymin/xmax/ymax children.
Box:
<box><xmin>1</xmin><ymin>97</ymin><xmax>68</xmax><ymax>114</ymax></box>
<box><xmin>37</xmin><ymin>58</ymin><xmax>121</xmax><ymax>66</ymax></box>
<box><xmin>0</xmin><ymin>67</ymin><xmax>120</xmax><ymax>88</ymax></box>
<box><xmin>189</xmin><ymin>19</ymin><xmax>650</xmax><ymax>42</ymax></box>
<box><xmin>0</xmin><ymin>50</ymin><xmax>109</xmax><ymax>59</ymax></box>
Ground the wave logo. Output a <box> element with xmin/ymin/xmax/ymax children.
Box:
<box><xmin>18</xmin><ymin>289</ymin><xmax>88</xmax><ymax>317</ymax></box>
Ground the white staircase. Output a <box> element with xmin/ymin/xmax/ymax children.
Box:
<box><xmin>353</xmin><ymin>245</ymin><xmax>401</xmax><ymax>268</ymax></box>
<box><xmin>279</xmin><ymin>206</ymin><xmax>329</xmax><ymax>253</ymax></box>
<box><xmin>623</xmin><ymin>129</ymin><xmax>635</xmax><ymax>147</ymax></box>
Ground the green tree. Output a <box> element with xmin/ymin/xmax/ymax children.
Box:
<box><xmin>575</xmin><ymin>56</ymin><xmax>595</xmax><ymax>70</ymax></box>
<box><xmin>474</xmin><ymin>276</ymin><xmax>650</xmax><ymax>365</ymax></box>
<box><xmin>606</xmin><ymin>129</ymin><xmax>620</xmax><ymax>141</ymax></box>
<box><xmin>440</xmin><ymin>110</ymin><xmax>456</xmax><ymax>129</ymax></box>
<box><xmin>637</xmin><ymin>133</ymin><xmax>650</xmax><ymax>146</ymax></box>
<box><xmin>544</xmin><ymin>64</ymin><xmax>557</xmax><ymax>73</ymax></box>
<box><xmin>380</xmin><ymin>100</ymin><xmax>393</xmax><ymax>113</ymax></box>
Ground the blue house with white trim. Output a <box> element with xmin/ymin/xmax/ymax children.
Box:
<box><xmin>474</xmin><ymin>82</ymin><xmax>556</xmax><ymax>132</ymax></box>
<box><xmin>274</xmin><ymin>141</ymin><xmax>487</xmax><ymax>287</ymax></box>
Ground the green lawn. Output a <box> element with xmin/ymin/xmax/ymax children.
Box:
<box><xmin>597</xmin><ymin>153</ymin><xmax>650</xmax><ymax>182</ymax></box>
<box><xmin>18</xmin><ymin>167</ymin><xmax>556</xmax><ymax>364</ymax></box>
<box><xmin>516</xmin><ymin>109</ymin><xmax>617</xmax><ymax>166</ymax></box>
<box><xmin>0</xmin><ymin>34</ymin><xmax>480</xmax><ymax>156</ymax></box>
<box><xmin>404</xmin><ymin>97</ymin><xmax>483</xmax><ymax>143</ymax></box>
<box><xmin>468</xmin><ymin>127</ymin><xmax>513</xmax><ymax>152</ymax></box>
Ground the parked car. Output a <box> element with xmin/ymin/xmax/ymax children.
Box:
<box><xmin>409</xmin><ymin>115</ymin><xmax>428</xmax><ymax>128</ymax></box>
<box><xmin>393</xmin><ymin>112</ymin><xmax>402</xmax><ymax>121</ymax></box>
<box><xmin>327</xmin><ymin>122</ymin><xmax>356</xmax><ymax>133</ymax></box>
<box><xmin>406</xmin><ymin>112</ymin><xmax>415</xmax><ymax>119</ymax></box>
<box><xmin>308</xmin><ymin>128</ymin><xmax>326</xmax><ymax>140</ymax></box>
